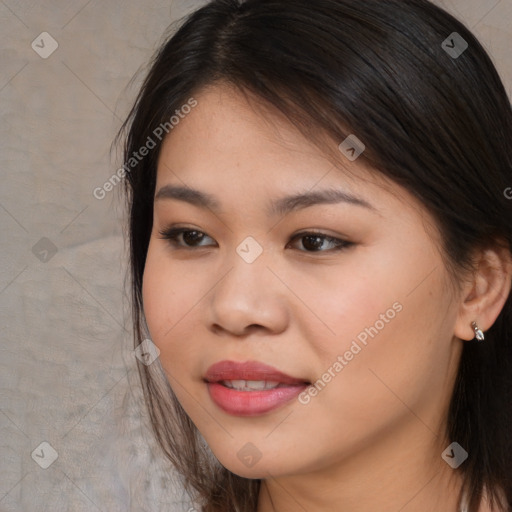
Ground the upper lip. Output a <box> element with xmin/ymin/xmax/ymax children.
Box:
<box><xmin>204</xmin><ymin>360</ymin><xmax>310</xmax><ymax>385</ymax></box>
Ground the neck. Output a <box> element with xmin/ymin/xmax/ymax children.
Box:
<box><xmin>256</xmin><ymin>427</ymin><xmax>466</xmax><ymax>512</ymax></box>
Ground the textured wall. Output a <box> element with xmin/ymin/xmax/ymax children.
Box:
<box><xmin>1</xmin><ymin>1</ymin><xmax>510</xmax><ymax>511</ymax></box>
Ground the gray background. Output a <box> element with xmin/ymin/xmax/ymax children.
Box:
<box><xmin>1</xmin><ymin>1</ymin><xmax>511</xmax><ymax>511</ymax></box>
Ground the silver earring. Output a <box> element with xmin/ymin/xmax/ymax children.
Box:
<box><xmin>471</xmin><ymin>321</ymin><xmax>485</xmax><ymax>341</ymax></box>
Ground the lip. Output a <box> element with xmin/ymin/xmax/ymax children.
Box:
<box><xmin>204</xmin><ymin>360</ymin><xmax>309</xmax><ymax>417</ymax></box>
<box><xmin>204</xmin><ymin>360</ymin><xmax>308</xmax><ymax>385</ymax></box>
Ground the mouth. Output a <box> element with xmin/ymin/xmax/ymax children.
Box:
<box><xmin>203</xmin><ymin>360</ymin><xmax>311</xmax><ymax>416</ymax></box>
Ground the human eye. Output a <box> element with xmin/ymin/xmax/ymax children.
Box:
<box><xmin>157</xmin><ymin>226</ymin><xmax>217</xmax><ymax>248</ymax></box>
<box><xmin>287</xmin><ymin>231</ymin><xmax>353</xmax><ymax>253</ymax></box>
<box><xmin>157</xmin><ymin>226</ymin><xmax>353</xmax><ymax>253</ymax></box>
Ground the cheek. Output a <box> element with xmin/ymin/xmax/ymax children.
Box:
<box><xmin>142</xmin><ymin>246</ymin><xmax>186</xmax><ymax>345</ymax></box>
<box><xmin>141</xmin><ymin>246</ymin><xmax>208</xmax><ymax>371</ymax></box>
<box><xmin>291</xmin><ymin>255</ymin><xmax>401</xmax><ymax>362</ymax></box>
<box><xmin>313</xmin><ymin>270</ymin><xmax>453</xmax><ymax>430</ymax></box>
<box><xmin>302</xmin><ymin>242</ymin><xmax>451</xmax><ymax>402</ymax></box>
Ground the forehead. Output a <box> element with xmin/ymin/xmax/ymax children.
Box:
<box><xmin>156</xmin><ymin>84</ymin><xmax>384</xmax><ymax>192</ymax></box>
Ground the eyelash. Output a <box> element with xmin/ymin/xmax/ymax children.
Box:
<box><xmin>157</xmin><ymin>227</ymin><xmax>353</xmax><ymax>253</ymax></box>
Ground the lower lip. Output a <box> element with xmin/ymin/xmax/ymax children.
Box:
<box><xmin>206</xmin><ymin>382</ymin><xmax>308</xmax><ymax>416</ymax></box>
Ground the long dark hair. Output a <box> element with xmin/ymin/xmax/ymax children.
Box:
<box><xmin>116</xmin><ymin>1</ymin><xmax>512</xmax><ymax>510</ymax></box>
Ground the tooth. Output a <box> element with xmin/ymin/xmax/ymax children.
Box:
<box><xmin>245</xmin><ymin>380</ymin><xmax>268</xmax><ymax>390</ymax></box>
<box><xmin>221</xmin><ymin>380</ymin><xmax>281</xmax><ymax>391</ymax></box>
<box><xmin>230</xmin><ymin>380</ymin><xmax>247</xmax><ymax>389</ymax></box>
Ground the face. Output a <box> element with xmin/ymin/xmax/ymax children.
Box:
<box><xmin>142</xmin><ymin>84</ymin><xmax>463</xmax><ymax>480</ymax></box>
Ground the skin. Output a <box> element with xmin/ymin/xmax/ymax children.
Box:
<box><xmin>142</xmin><ymin>83</ymin><xmax>511</xmax><ymax>512</ymax></box>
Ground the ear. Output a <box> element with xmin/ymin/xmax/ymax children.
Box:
<box><xmin>454</xmin><ymin>244</ymin><xmax>512</xmax><ymax>341</ymax></box>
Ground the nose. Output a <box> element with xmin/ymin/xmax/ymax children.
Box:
<box><xmin>207</xmin><ymin>246</ymin><xmax>290</xmax><ymax>338</ymax></box>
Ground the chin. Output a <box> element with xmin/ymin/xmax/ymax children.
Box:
<box><xmin>213</xmin><ymin>449</ymin><xmax>297</xmax><ymax>480</ymax></box>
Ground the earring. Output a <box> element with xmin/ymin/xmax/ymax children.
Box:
<box><xmin>471</xmin><ymin>321</ymin><xmax>485</xmax><ymax>341</ymax></box>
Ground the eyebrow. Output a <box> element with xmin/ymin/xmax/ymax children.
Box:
<box><xmin>154</xmin><ymin>184</ymin><xmax>377</xmax><ymax>216</ymax></box>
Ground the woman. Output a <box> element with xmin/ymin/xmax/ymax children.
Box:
<box><xmin>117</xmin><ymin>0</ymin><xmax>512</xmax><ymax>510</ymax></box>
